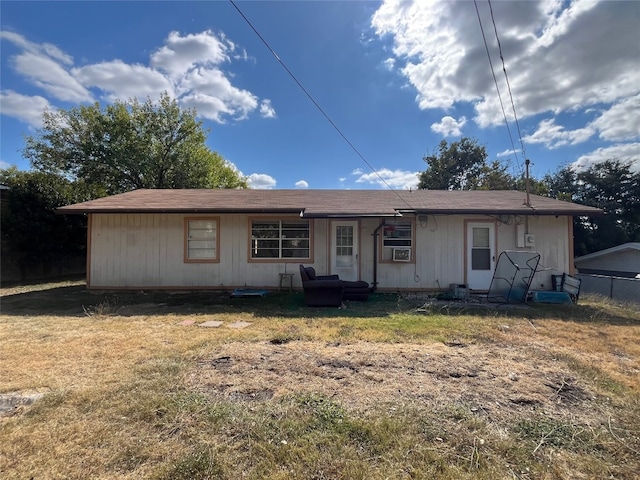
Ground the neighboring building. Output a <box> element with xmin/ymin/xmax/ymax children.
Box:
<box><xmin>574</xmin><ymin>243</ymin><xmax>640</xmax><ymax>279</ymax></box>
<box><xmin>57</xmin><ymin>189</ymin><xmax>602</xmax><ymax>292</ymax></box>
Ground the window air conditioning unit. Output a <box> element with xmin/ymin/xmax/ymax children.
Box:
<box><xmin>524</xmin><ymin>233</ymin><xmax>536</xmax><ymax>247</ymax></box>
<box><xmin>392</xmin><ymin>247</ymin><xmax>411</xmax><ymax>262</ymax></box>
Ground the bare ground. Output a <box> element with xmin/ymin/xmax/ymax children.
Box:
<box><xmin>189</xmin><ymin>338</ymin><xmax>605</xmax><ymax>427</ymax></box>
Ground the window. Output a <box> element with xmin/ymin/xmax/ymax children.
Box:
<box><xmin>251</xmin><ymin>219</ymin><xmax>310</xmax><ymax>260</ymax></box>
<box><xmin>184</xmin><ymin>217</ymin><xmax>219</xmax><ymax>262</ymax></box>
<box><xmin>381</xmin><ymin>220</ymin><xmax>413</xmax><ymax>262</ymax></box>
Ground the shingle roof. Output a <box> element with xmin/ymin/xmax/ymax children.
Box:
<box><xmin>57</xmin><ymin>189</ymin><xmax>603</xmax><ymax>217</ymax></box>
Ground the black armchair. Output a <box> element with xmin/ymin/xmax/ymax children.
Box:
<box><xmin>299</xmin><ymin>265</ymin><xmax>344</xmax><ymax>307</ymax></box>
<box><xmin>299</xmin><ymin>265</ymin><xmax>370</xmax><ymax>307</ymax></box>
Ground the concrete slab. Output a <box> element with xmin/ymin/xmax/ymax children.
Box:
<box><xmin>178</xmin><ymin>319</ymin><xmax>196</xmax><ymax>326</ymax></box>
<box><xmin>199</xmin><ymin>321</ymin><xmax>224</xmax><ymax>328</ymax></box>
<box><xmin>228</xmin><ymin>321</ymin><xmax>252</xmax><ymax>329</ymax></box>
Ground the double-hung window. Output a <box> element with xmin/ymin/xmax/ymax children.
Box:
<box><xmin>381</xmin><ymin>220</ymin><xmax>413</xmax><ymax>262</ymax></box>
<box><xmin>251</xmin><ymin>219</ymin><xmax>310</xmax><ymax>260</ymax></box>
<box><xmin>184</xmin><ymin>217</ymin><xmax>219</xmax><ymax>262</ymax></box>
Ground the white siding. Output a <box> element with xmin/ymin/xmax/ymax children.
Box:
<box><xmin>576</xmin><ymin>250</ymin><xmax>640</xmax><ymax>275</ymax></box>
<box><xmin>88</xmin><ymin>213</ymin><xmax>573</xmax><ymax>291</ymax></box>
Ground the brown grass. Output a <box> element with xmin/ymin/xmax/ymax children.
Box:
<box><xmin>1</xmin><ymin>282</ymin><xmax>639</xmax><ymax>479</ymax></box>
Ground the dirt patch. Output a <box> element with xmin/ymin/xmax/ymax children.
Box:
<box><xmin>189</xmin><ymin>340</ymin><xmax>597</xmax><ymax>424</ymax></box>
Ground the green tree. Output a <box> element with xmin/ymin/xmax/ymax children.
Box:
<box><xmin>418</xmin><ymin>138</ymin><xmax>488</xmax><ymax>190</ymax></box>
<box><xmin>544</xmin><ymin>159</ymin><xmax>640</xmax><ymax>255</ymax></box>
<box><xmin>0</xmin><ymin>168</ymin><xmax>98</xmax><ymax>280</ymax></box>
<box><xmin>23</xmin><ymin>92</ymin><xmax>247</xmax><ymax>195</ymax></box>
<box><xmin>417</xmin><ymin>137</ymin><xmax>525</xmax><ymax>191</ymax></box>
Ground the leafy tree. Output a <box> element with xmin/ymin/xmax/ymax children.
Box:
<box><xmin>417</xmin><ymin>137</ymin><xmax>531</xmax><ymax>191</ymax></box>
<box><xmin>544</xmin><ymin>159</ymin><xmax>640</xmax><ymax>255</ymax></box>
<box><xmin>418</xmin><ymin>138</ymin><xmax>489</xmax><ymax>190</ymax></box>
<box><xmin>0</xmin><ymin>168</ymin><xmax>99</xmax><ymax>280</ymax></box>
<box><xmin>23</xmin><ymin>92</ymin><xmax>247</xmax><ymax>195</ymax></box>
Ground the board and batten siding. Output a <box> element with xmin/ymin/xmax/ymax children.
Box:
<box><xmin>365</xmin><ymin>214</ymin><xmax>572</xmax><ymax>292</ymax></box>
<box><xmin>88</xmin><ymin>213</ymin><xmax>330</xmax><ymax>289</ymax></box>
<box><xmin>87</xmin><ymin>212</ymin><xmax>573</xmax><ymax>291</ymax></box>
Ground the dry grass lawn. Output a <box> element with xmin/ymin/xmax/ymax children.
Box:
<box><xmin>1</xmin><ymin>281</ymin><xmax>639</xmax><ymax>479</ymax></box>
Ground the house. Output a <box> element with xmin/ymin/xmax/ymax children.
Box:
<box><xmin>57</xmin><ymin>189</ymin><xmax>602</xmax><ymax>292</ymax></box>
<box><xmin>574</xmin><ymin>243</ymin><xmax>640</xmax><ymax>279</ymax></box>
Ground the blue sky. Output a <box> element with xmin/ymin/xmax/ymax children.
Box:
<box><xmin>1</xmin><ymin>0</ymin><xmax>638</xmax><ymax>190</ymax></box>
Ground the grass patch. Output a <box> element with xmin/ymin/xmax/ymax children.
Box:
<box><xmin>1</xmin><ymin>282</ymin><xmax>639</xmax><ymax>479</ymax></box>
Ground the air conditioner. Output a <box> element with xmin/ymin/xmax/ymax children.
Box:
<box><xmin>392</xmin><ymin>247</ymin><xmax>411</xmax><ymax>262</ymax></box>
<box><xmin>524</xmin><ymin>233</ymin><xmax>536</xmax><ymax>247</ymax></box>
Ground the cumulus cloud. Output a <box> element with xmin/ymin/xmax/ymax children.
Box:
<box><xmin>295</xmin><ymin>180</ymin><xmax>309</xmax><ymax>188</ymax></box>
<box><xmin>259</xmin><ymin>99</ymin><xmax>276</xmax><ymax>119</ymax></box>
<box><xmin>150</xmin><ymin>30</ymin><xmax>232</xmax><ymax>78</ymax></box>
<box><xmin>431</xmin><ymin>116</ymin><xmax>466</xmax><ymax>137</ymax></box>
<box><xmin>0</xmin><ymin>31</ymin><xmax>73</xmax><ymax>65</ymax></box>
<box><xmin>524</xmin><ymin>119</ymin><xmax>594</xmax><ymax>149</ymax></box>
<box><xmin>572</xmin><ymin>143</ymin><xmax>640</xmax><ymax>172</ymax></box>
<box><xmin>0</xmin><ymin>90</ymin><xmax>51</xmax><ymax>128</ymax></box>
<box><xmin>590</xmin><ymin>95</ymin><xmax>640</xmax><ymax>142</ymax></box>
<box><xmin>1</xmin><ymin>29</ymin><xmax>272</xmax><ymax>127</ymax></box>
<box><xmin>247</xmin><ymin>173</ymin><xmax>277</xmax><ymax>189</ymax></box>
<box><xmin>12</xmin><ymin>52</ymin><xmax>93</xmax><ymax>103</ymax></box>
<box><xmin>371</xmin><ymin>0</ymin><xmax>639</xmax><ymax>128</ymax></box>
<box><xmin>72</xmin><ymin>61</ymin><xmax>174</xmax><ymax>102</ymax></box>
<box><xmin>353</xmin><ymin>168</ymin><xmax>419</xmax><ymax>190</ymax></box>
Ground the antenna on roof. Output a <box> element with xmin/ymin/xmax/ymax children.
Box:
<box><xmin>524</xmin><ymin>159</ymin><xmax>531</xmax><ymax>207</ymax></box>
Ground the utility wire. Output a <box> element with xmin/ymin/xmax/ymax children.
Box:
<box><xmin>487</xmin><ymin>0</ymin><xmax>528</xmax><ymax>170</ymax></box>
<box><xmin>473</xmin><ymin>0</ymin><xmax>523</xmax><ymax>177</ymax></box>
<box><xmin>229</xmin><ymin>0</ymin><xmax>415</xmax><ymax>209</ymax></box>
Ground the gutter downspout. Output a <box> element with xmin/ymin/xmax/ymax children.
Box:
<box><xmin>371</xmin><ymin>220</ymin><xmax>387</xmax><ymax>292</ymax></box>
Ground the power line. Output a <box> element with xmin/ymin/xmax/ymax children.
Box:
<box><xmin>473</xmin><ymin>0</ymin><xmax>523</xmax><ymax>178</ymax></box>
<box><xmin>487</xmin><ymin>0</ymin><xmax>528</xmax><ymax>166</ymax></box>
<box><xmin>228</xmin><ymin>0</ymin><xmax>416</xmax><ymax>209</ymax></box>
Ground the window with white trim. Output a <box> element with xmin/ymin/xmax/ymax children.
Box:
<box><xmin>381</xmin><ymin>220</ymin><xmax>413</xmax><ymax>262</ymax></box>
<box><xmin>251</xmin><ymin>219</ymin><xmax>310</xmax><ymax>259</ymax></box>
<box><xmin>185</xmin><ymin>217</ymin><xmax>218</xmax><ymax>262</ymax></box>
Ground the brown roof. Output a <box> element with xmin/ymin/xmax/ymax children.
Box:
<box><xmin>57</xmin><ymin>189</ymin><xmax>603</xmax><ymax>217</ymax></box>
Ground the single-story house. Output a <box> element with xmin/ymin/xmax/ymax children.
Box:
<box><xmin>574</xmin><ymin>243</ymin><xmax>640</xmax><ymax>279</ymax></box>
<box><xmin>57</xmin><ymin>189</ymin><xmax>602</xmax><ymax>292</ymax></box>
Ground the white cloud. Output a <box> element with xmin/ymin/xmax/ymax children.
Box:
<box><xmin>572</xmin><ymin>143</ymin><xmax>640</xmax><ymax>172</ymax></box>
<box><xmin>247</xmin><ymin>173</ymin><xmax>277</xmax><ymax>189</ymax></box>
<box><xmin>72</xmin><ymin>61</ymin><xmax>174</xmax><ymax>102</ymax></box>
<box><xmin>353</xmin><ymin>168</ymin><xmax>419</xmax><ymax>190</ymax></box>
<box><xmin>590</xmin><ymin>95</ymin><xmax>640</xmax><ymax>142</ymax></box>
<box><xmin>431</xmin><ymin>116</ymin><xmax>466</xmax><ymax>137</ymax></box>
<box><xmin>0</xmin><ymin>31</ymin><xmax>73</xmax><ymax>65</ymax></box>
<box><xmin>295</xmin><ymin>180</ymin><xmax>309</xmax><ymax>188</ymax></box>
<box><xmin>176</xmin><ymin>67</ymin><xmax>258</xmax><ymax>122</ymax></box>
<box><xmin>0</xmin><ymin>159</ymin><xmax>14</xmax><ymax>169</ymax></box>
<box><xmin>371</xmin><ymin>0</ymin><xmax>640</xmax><ymax>128</ymax></box>
<box><xmin>260</xmin><ymin>99</ymin><xmax>276</xmax><ymax>119</ymax></box>
<box><xmin>524</xmin><ymin>95</ymin><xmax>640</xmax><ymax>150</ymax></box>
<box><xmin>0</xmin><ymin>90</ymin><xmax>50</xmax><ymax>128</ymax></box>
<box><xmin>12</xmin><ymin>52</ymin><xmax>93</xmax><ymax>103</ymax></box>
<box><xmin>524</xmin><ymin>118</ymin><xmax>594</xmax><ymax>149</ymax></box>
<box><xmin>382</xmin><ymin>57</ymin><xmax>395</xmax><ymax>71</ymax></box>
<box><xmin>497</xmin><ymin>148</ymin><xmax>518</xmax><ymax>158</ymax></box>
<box><xmin>1</xmin><ymin>29</ymin><xmax>272</xmax><ymax>127</ymax></box>
<box><xmin>150</xmin><ymin>30</ymin><xmax>232</xmax><ymax>78</ymax></box>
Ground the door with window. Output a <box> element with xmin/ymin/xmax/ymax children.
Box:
<box><xmin>466</xmin><ymin>222</ymin><xmax>496</xmax><ymax>290</ymax></box>
<box><xmin>330</xmin><ymin>221</ymin><xmax>358</xmax><ymax>281</ymax></box>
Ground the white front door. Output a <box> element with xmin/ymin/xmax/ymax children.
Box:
<box><xmin>466</xmin><ymin>222</ymin><xmax>496</xmax><ymax>290</ymax></box>
<box><xmin>330</xmin><ymin>221</ymin><xmax>358</xmax><ymax>281</ymax></box>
